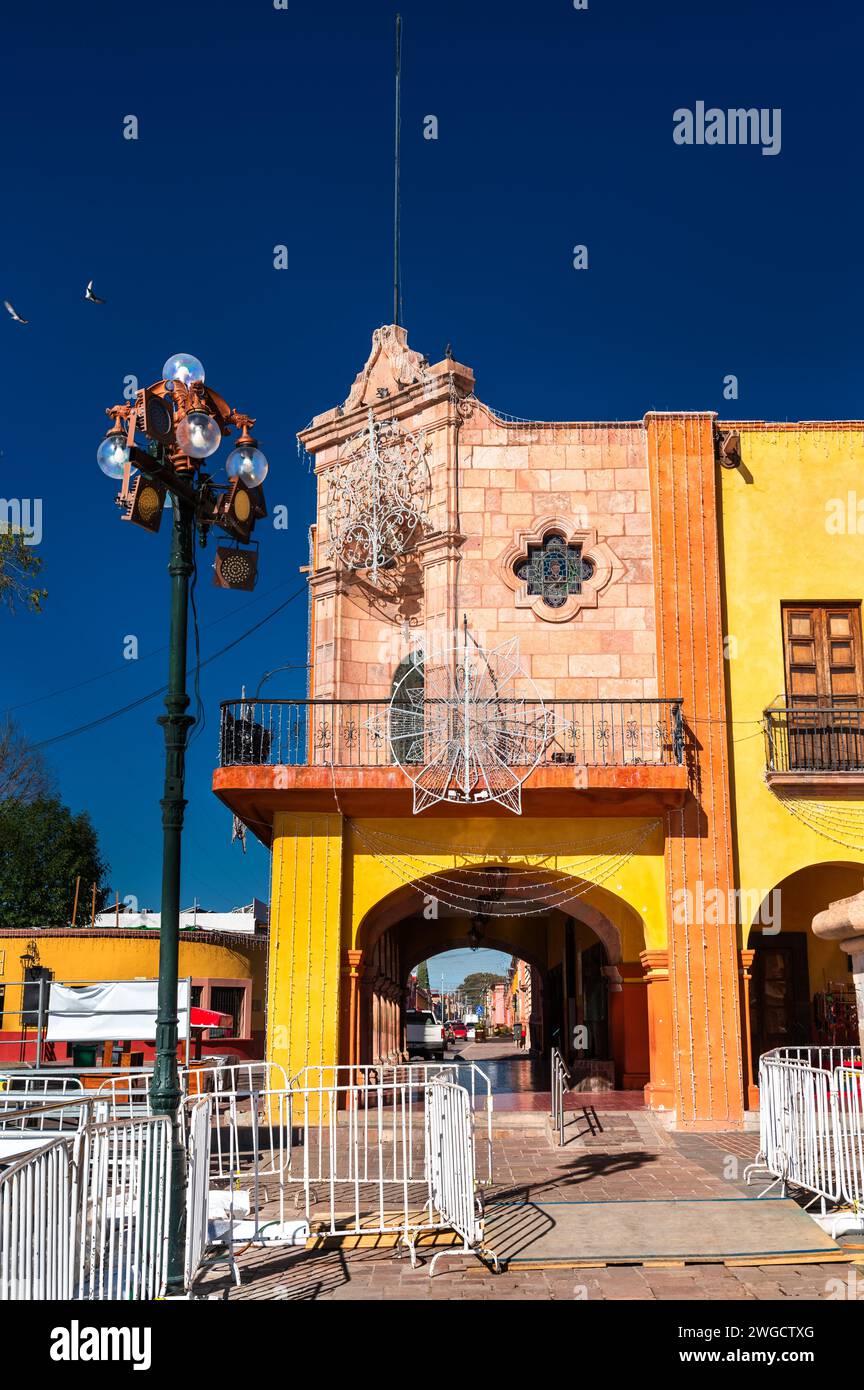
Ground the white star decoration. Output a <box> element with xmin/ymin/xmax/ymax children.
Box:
<box><xmin>386</xmin><ymin>624</ymin><xmax>551</xmax><ymax>814</ymax></box>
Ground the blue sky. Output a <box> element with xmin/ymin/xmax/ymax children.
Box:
<box><xmin>1</xmin><ymin>0</ymin><xmax>861</xmax><ymax>918</ymax></box>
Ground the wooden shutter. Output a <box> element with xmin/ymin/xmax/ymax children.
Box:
<box><xmin>782</xmin><ymin>604</ymin><xmax>864</xmax><ymax>769</ymax></box>
<box><xmin>782</xmin><ymin>604</ymin><xmax>863</xmax><ymax>707</ymax></box>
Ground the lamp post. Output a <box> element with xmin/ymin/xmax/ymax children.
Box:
<box><xmin>97</xmin><ymin>353</ymin><xmax>270</xmax><ymax>1292</ymax></box>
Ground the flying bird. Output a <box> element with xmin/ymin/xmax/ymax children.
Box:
<box><xmin>85</xmin><ymin>280</ymin><xmax>105</xmax><ymax>304</ymax></box>
<box><xmin>3</xmin><ymin>300</ymin><xmax>27</xmax><ymax>324</ymax></box>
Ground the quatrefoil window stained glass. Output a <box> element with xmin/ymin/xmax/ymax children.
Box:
<box><xmin>514</xmin><ymin>533</ymin><xmax>595</xmax><ymax>609</ymax></box>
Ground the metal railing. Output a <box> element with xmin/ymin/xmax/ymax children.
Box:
<box><xmin>765</xmin><ymin>702</ymin><xmax>864</xmax><ymax>773</ymax></box>
<box><xmin>218</xmin><ymin>697</ymin><xmax>685</xmax><ymax>770</ymax></box>
<box><xmin>550</xmin><ymin>1047</ymin><xmax>571</xmax><ymax>1146</ymax></box>
<box><xmin>184</xmin><ymin>1098</ymin><xmax>212</xmax><ymax>1290</ymax></box>
<box><xmin>0</xmin><ymin>1111</ymin><xmax>172</xmax><ymax>1300</ymax></box>
<box><xmin>291</xmin><ymin>1062</ymin><xmax>493</xmax><ymax>1185</ymax></box>
<box><xmin>745</xmin><ymin>1046</ymin><xmax>864</xmax><ymax>1220</ymax></box>
<box><xmin>286</xmin><ymin>1073</ymin><xmax>490</xmax><ymax>1269</ymax></box>
<box><xmin>425</xmin><ymin>1075</ymin><xmax>495</xmax><ymax>1276</ymax></box>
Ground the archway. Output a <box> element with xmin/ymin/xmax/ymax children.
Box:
<box><xmin>745</xmin><ymin>860</ymin><xmax>862</xmax><ymax>1069</ymax></box>
<box><xmin>353</xmin><ymin>865</ymin><xmax>650</xmax><ymax>1097</ymax></box>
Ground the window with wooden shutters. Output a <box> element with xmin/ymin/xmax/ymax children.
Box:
<box><xmin>782</xmin><ymin>604</ymin><xmax>864</xmax><ymax>769</ymax></box>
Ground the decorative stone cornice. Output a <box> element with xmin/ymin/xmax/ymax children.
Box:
<box><xmin>298</xmin><ymin>325</ymin><xmax>474</xmax><ymax>456</ymax></box>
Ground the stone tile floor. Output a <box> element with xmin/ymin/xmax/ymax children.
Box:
<box><xmin>196</xmin><ymin>1105</ymin><xmax>862</xmax><ymax>1302</ymax></box>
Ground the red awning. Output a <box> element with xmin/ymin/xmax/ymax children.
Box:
<box><xmin>190</xmin><ymin>1007</ymin><xmax>233</xmax><ymax>1030</ymax></box>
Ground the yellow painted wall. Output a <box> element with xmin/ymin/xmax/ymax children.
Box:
<box><xmin>719</xmin><ymin>426</ymin><xmax>864</xmax><ymax>914</ymax></box>
<box><xmin>267</xmin><ymin>812</ymin><xmax>344</xmax><ymax>1081</ymax></box>
<box><xmin>748</xmin><ymin>863</ymin><xmax>858</xmax><ymax>1000</ymax></box>
<box><xmin>347</xmin><ymin>816</ymin><xmax>667</xmax><ymax>954</ymax></box>
<box><xmin>265</xmin><ymin>811</ymin><xmax>667</xmax><ymax>1076</ymax></box>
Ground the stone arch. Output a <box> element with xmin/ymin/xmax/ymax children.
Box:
<box><xmin>351</xmin><ymin>864</ymin><xmax>649</xmax><ymax>1086</ymax></box>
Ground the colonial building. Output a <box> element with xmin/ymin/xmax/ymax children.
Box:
<box><xmin>214</xmin><ymin>324</ymin><xmax>863</xmax><ymax>1130</ymax></box>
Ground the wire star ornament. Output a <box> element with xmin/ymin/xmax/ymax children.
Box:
<box><xmin>387</xmin><ymin>619</ymin><xmax>551</xmax><ymax>814</ymax></box>
<box><xmin>325</xmin><ymin>408</ymin><xmax>430</xmax><ymax>582</ymax></box>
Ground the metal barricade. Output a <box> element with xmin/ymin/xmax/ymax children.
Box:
<box><xmin>184</xmin><ymin>1097</ymin><xmax>213</xmax><ymax>1289</ymax></box>
<box><xmin>291</xmin><ymin>1061</ymin><xmax>493</xmax><ymax>1184</ymax></box>
<box><xmin>424</xmin><ymin>1075</ymin><xmax>495</xmax><ymax>1276</ymax></box>
<box><xmin>832</xmin><ymin>1063</ymin><xmax>864</xmax><ymax>1219</ymax></box>
<box><xmin>0</xmin><ymin>1111</ymin><xmax>172</xmax><ymax>1300</ymax></box>
<box><xmin>71</xmin><ymin>1116</ymin><xmax>172</xmax><ymax>1300</ymax></box>
<box><xmin>0</xmin><ymin>1133</ymin><xmax>75</xmax><ymax>1299</ymax></box>
<box><xmin>181</xmin><ymin>1060</ymin><xmax>290</xmax><ymax>1100</ymax></box>
<box><xmin>746</xmin><ymin>1053</ymin><xmax>847</xmax><ymax>1208</ymax></box>
<box><xmin>0</xmin><ymin>1080</ymin><xmax>88</xmax><ymax>1164</ymax></box>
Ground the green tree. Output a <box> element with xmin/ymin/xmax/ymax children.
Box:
<box><xmin>0</xmin><ymin>530</ymin><xmax>47</xmax><ymax>613</ymax></box>
<box><xmin>0</xmin><ymin>796</ymin><xmax>109</xmax><ymax>929</ymax></box>
<box><xmin>416</xmin><ymin>961</ymin><xmax>430</xmax><ymax>992</ymax></box>
<box><xmin>458</xmin><ymin>972</ymin><xmax>506</xmax><ymax>1005</ymax></box>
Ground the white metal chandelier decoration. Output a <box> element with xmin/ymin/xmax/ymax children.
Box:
<box><xmin>325</xmin><ymin>408</ymin><xmax>431</xmax><ymax>582</ymax></box>
<box><xmin>386</xmin><ymin>618</ymin><xmax>551</xmax><ymax>815</ymax></box>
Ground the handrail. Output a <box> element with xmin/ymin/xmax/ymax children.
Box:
<box><xmin>550</xmin><ymin>1047</ymin><xmax>571</xmax><ymax>1147</ymax></box>
<box><xmin>218</xmin><ymin>696</ymin><xmax>686</xmax><ymax>770</ymax></box>
<box><xmin>764</xmin><ymin>703</ymin><xmax>864</xmax><ymax>773</ymax></box>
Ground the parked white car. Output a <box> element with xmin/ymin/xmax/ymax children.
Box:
<box><xmin>405</xmin><ymin>1010</ymin><xmax>445</xmax><ymax>1061</ymax></box>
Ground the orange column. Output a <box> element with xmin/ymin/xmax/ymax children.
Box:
<box><xmin>640</xmin><ymin>950</ymin><xmax>675</xmax><ymax>1110</ymax></box>
<box><xmin>645</xmin><ymin>412</ymin><xmax>744</xmax><ymax>1130</ymax></box>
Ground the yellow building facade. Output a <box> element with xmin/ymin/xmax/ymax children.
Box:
<box><xmin>215</xmin><ymin>328</ymin><xmax>862</xmax><ymax>1128</ymax></box>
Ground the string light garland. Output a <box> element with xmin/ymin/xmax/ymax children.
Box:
<box><xmin>768</xmin><ymin>778</ymin><xmax>864</xmax><ymax>851</ymax></box>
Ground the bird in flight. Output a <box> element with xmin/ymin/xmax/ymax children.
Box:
<box><xmin>85</xmin><ymin>280</ymin><xmax>105</xmax><ymax>304</ymax></box>
<box><xmin>3</xmin><ymin>300</ymin><xmax>27</xmax><ymax>324</ymax></box>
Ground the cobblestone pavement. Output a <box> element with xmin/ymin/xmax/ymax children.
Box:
<box><xmin>196</xmin><ymin>1102</ymin><xmax>861</xmax><ymax>1302</ymax></box>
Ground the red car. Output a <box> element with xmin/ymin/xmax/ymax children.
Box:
<box><xmin>446</xmin><ymin>1020</ymin><xmax>468</xmax><ymax>1042</ymax></box>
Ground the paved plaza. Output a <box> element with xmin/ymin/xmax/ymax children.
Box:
<box><xmin>196</xmin><ymin>1042</ymin><xmax>862</xmax><ymax>1302</ymax></box>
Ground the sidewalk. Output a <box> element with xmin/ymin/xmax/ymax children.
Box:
<box><xmin>196</xmin><ymin>1099</ymin><xmax>860</xmax><ymax>1302</ymax></box>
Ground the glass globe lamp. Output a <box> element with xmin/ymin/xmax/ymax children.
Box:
<box><xmin>96</xmin><ymin>429</ymin><xmax>132</xmax><ymax>479</ymax></box>
<box><xmin>175</xmin><ymin>410</ymin><xmax>222</xmax><ymax>459</ymax></box>
<box><xmin>162</xmin><ymin>352</ymin><xmax>205</xmax><ymax>387</ymax></box>
<box><xmin>225</xmin><ymin>440</ymin><xmax>269</xmax><ymax>487</ymax></box>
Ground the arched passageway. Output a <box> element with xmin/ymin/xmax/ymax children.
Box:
<box><xmin>353</xmin><ymin>866</ymin><xmax>651</xmax><ymax>1098</ymax></box>
<box><xmin>744</xmin><ymin>860</ymin><xmax>862</xmax><ymax>1073</ymax></box>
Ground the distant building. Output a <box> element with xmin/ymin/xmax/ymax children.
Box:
<box><xmin>0</xmin><ymin>903</ymin><xmax>269</xmax><ymax>1064</ymax></box>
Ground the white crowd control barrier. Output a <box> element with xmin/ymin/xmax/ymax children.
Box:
<box><xmin>0</xmin><ymin>1111</ymin><xmax>172</xmax><ymax>1300</ymax></box>
<box><xmin>832</xmin><ymin>1064</ymin><xmax>864</xmax><ymax>1222</ymax></box>
<box><xmin>286</xmin><ymin>1071</ymin><xmax>495</xmax><ymax>1272</ymax></box>
<box><xmin>184</xmin><ymin>1098</ymin><xmax>213</xmax><ymax>1289</ymax></box>
<box><xmin>0</xmin><ymin>1134</ymin><xmax>75</xmax><ymax>1299</ymax></box>
<box><xmin>745</xmin><ymin>1047</ymin><xmax>864</xmax><ymax>1220</ymax></box>
<box><xmin>292</xmin><ymin>1062</ymin><xmax>494</xmax><ymax>1186</ymax></box>
<box><xmin>1</xmin><ymin>1057</ymin><xmax>497</xmax><ymax>1292</ymax></box>
<box><xmin>0</xmin><ymin>1074</ymin><xmax>87</xmax><ymax>1162</ymax></box>
<box><xmin>425</xmin><ymin>1076</ymin><xmax>496</xmax><ymax>1276</ymax></box>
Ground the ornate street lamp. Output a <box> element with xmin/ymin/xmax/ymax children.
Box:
<box><xmin>97</xmin><ymin>352</ymin><xmax>270</xmax><ymax>1291</ymax></box>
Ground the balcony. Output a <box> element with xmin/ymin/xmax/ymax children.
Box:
<box><xmin>764</xmin><ymin>701</ymin><xmax>864</xmax><ymax>792</ymax></box>
<box><xmin>213</xmin><ymin>698</ymin><xmax>688</xmax><ymax>833</ymax></box>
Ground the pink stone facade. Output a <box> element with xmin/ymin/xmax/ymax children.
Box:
<box><xmin>299</xmin><ymin>326</ymin><xmax>658</xmax><ymax>706</ymax></box>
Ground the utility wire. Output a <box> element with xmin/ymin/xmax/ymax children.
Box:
<box><xmin>32</xmin><ymin>584</ymin><xmax>308</xmax><ymax>751</ymax></box>
<box><xmin>6</xmin><ymin>572</ymin><xmax>308</xmax><ymax>715</ymax></box>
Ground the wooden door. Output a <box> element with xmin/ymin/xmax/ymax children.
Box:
<box><xmin>749</xmin><ymin>933</ymin><xmax>811</xmax><ymax>1062</ymax></box>
<box><xmin>782</xmin><ymin>604</ymin><xmax>864</xmax><ymax>768</ymax></box>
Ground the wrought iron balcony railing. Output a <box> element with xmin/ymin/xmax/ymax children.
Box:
<box><xmin>218</xmin><ymin>698</ymin><xmax>685</xmax><ymax>770</ymax></box>
<box><xmin>765</xmin><ymin>702</ymin><xmax>864</xmax><ymax>774</ymax></box>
